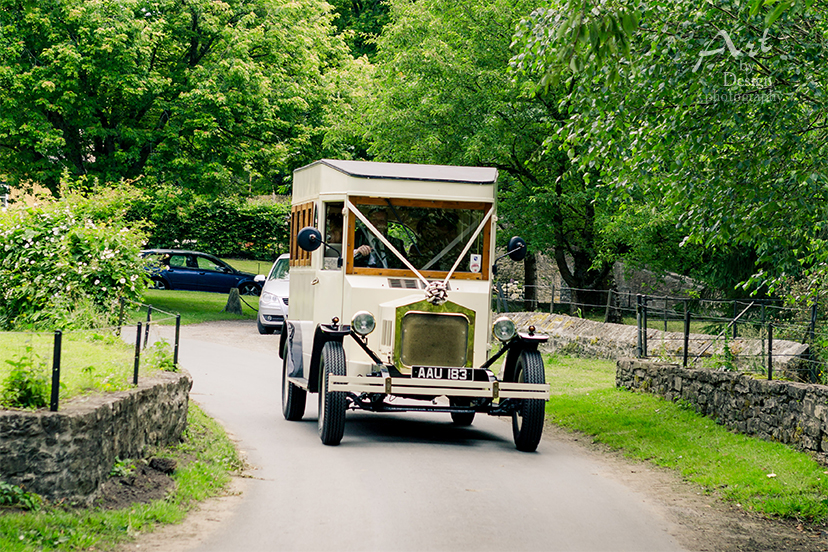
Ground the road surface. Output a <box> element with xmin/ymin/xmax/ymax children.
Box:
<box><xmin>149</xmin><ymin>320</ymin><xmax>685</xmax><ymax>552</ymax></box>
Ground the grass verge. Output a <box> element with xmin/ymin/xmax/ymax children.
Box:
<box><xmin>0</xmin><ymin>402</ymin><xmax>242</xmax><ymax>552</ymax></box>
<box><xmin>544</xmin><ymin>353</ymin><xmax>828</xmax><ymax>523</ymax></box>
<box><xmin>0</xmin><ymin>331</ymin><xmax>173</xmax><ymax>406</ymax></box>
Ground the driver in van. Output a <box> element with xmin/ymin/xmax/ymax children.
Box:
<box><xmin>353</xmin><ymin>208</ymin><xmax>405</xmax><ymax>269</ymax></box>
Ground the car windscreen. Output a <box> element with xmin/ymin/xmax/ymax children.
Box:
<box><xmin>269</xmin><ymin>258</ymin><xmax>289</xmax><ymax>280</ymax></box>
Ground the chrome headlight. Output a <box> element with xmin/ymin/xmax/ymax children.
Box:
<box><xmin>351</xmin><ymin>311</ymin><xmax>376</xmax><ymax>336</ymax></box>
<box><xmin>492</xmin><ymin>316</ymin><xmax>516</xmax><ymax>342</ymax></box>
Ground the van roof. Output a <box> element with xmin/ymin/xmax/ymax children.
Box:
<box><xmin>302</xmin><ymin>159</ymin><xmax>498</xmax><ymax>185</ymax></box>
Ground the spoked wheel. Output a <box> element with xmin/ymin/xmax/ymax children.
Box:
<box><xmin>318</xmin><ymin>341</ymin><xmax>347</xmax><ymax>446</ymax></box>
<box><xmin>281</xmin><ymin>338</ymin><xmax>306</xmax><ymax>421</ymax></box>
<box><xmin>449</xmin><ymin>398</ymin><xmax>475</xmax><ymax>426</ymax></box>
<box><xmin>151</xmin><ymin>277</ymin><xmax>169</xmax><ymax>290</ymax></box>
<box><xmin>512</xmin><ymin>349</ymin><xmax>545</xmax><ymax>452</ymax></box>
<box><xmin>239</xmin><ymin>282</ymin><xmax>261</xmax><ymax>296</ymax></box>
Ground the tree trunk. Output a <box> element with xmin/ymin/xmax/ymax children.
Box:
<box><xmin>523</xmin><ymin>251</ymin><xmax>538</xmax><ymax>311</ymax></box>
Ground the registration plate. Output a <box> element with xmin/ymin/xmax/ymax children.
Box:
<box><xmin>412</xmin><ymin>366</ymin><xmax>472</xmax><ymax>381</ymax></box>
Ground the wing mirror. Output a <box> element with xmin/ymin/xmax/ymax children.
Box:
<box><xmin>492</xmin><ymin>236</ymin><xmax>527</xmax><ymax>276</ymax></box>
<box><xmin>296</xmin><ymin>226</ymin><xmax>343</xmax><ymax>267</ymax></box>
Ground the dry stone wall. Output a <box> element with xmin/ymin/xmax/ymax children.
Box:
<box><xmin>616</xmin><ymin>359</ymin><xmax>828</xmax><ymax>454</ymax></box>
<box><xmin>0</xmin><ymin>370</ymin><xmax>191</xmax><ymax>503</ymax></box>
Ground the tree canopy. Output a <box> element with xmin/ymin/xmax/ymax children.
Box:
<box><xmin>511</xmin><ymin>0</ymin><xmax>827</xmax><ymax>294</ymax></box>
<box><xmin>0</xmin><ymin>0</ymin><xmax>350</xmax><ymax>196</ymax></box>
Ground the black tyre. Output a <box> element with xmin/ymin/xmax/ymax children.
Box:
<box><xmin>258</xmin><ymin>318</ymin><xmax>275</xmax><ymax>335</ymax></box>
<box><xmin>318</xmin><ymin>341</ymin><xmax>347</xmax><ymax>446</ymax></box>
<box><xmin>512</xmin><ymin>350</ymin><xmax>545</xmax><ymax>452</ymax></box>
<box><xmin>239</xmin><ymin>282</ymin><xmax>261</xmax><ymax>296</ymax></box>
<box><xmin>281</xmin><ymin>338</ymin><xmax>306</xmax><ymax>421</ymax></box>
<box><xmin>450</xmin><ymin>398</ymin><xmax>475</xmax><ymax>426</ymax></box>
<box><xmin>151</xmin><ymin>277</ymin><xmax>169</xmax><ymax>290</ymax></box>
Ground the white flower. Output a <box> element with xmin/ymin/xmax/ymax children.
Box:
<box><xmin>119</xmin><ymin>277</ymin><xmax>126</xmax><ymax>284</ymax></box>
<box><xmin>94</xmin><ymin>279</ymin><xmax>100</xmax><ymax>285</ymax></box>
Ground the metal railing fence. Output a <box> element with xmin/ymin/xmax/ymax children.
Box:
<box><xmin>494</xmin><ymin>283</ymin><xmax>825</xmax><ymax>383</ymax></box>
<box><xmin>0</xmin><ymin>302</ymin><xmax>181</xmax><ymax>412</ymax></box>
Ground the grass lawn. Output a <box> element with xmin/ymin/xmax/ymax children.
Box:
<box><xmin>544</xmin><ymin>353</ymin><xmax>828</xmax><ymax>523</ymax></box>
<box><xmin>131</xmin><ymin>289</ymin><xmax>257</xmax><ymax>326</ymax></box>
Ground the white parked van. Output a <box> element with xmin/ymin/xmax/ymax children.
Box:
<box><xmin>279</xmin><ymin>159</ymin><xmax>550</xmax><ymax>451</ymax></box>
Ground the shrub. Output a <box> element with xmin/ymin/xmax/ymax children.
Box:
<box><xmin>0</xmin><ymin>184</ymin><xmax>148</xmax><ymax>330</ymax></box>
<box><xmin>0</xmin><ymin>481</ymin><xmax>42</xmax><ymax>511</ymax></box>
<box><xmin>1</xmin><ymin>345</ymin><xmax>50</xmax><ymax>409</ymax></box>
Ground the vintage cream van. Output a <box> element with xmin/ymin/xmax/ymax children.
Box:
<box><xmin>279</xmin><ymin>159</ymin><xmax>550</xmax><ymax>451</ymax></box>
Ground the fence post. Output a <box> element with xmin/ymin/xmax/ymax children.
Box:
<box><xmin>50</xmin><ymin>330</ymin><xmax>62</xmax><ymax>412</ymax></box>
<box><xmin>683</xmin><ymin>309</ymin><xmax>691</xmax><ymax>368</ymax></box>
<box><xmin>174</xmin><ymin>314</ymin><xmax>181</xmax><ymax>366</ymax></box>
<box><xmin>550</xmin><ymin>285</ymin><xmax>555</xmax><ymax>314</ymax></box>
<box><xmin>143</xmin><ymin>305</ymin><xmax>152</xmax><ymax>349</ymax></box>
<box><xmin>603</xmin><ymin>289</ymin><xmax>612</xmax><ymax>323</ymax></box>
<box><xmin>809</xmin><ymin>302</ymin><xmax>818</xmax><ymax>382</ymax></box>
<box><xmin>636</xmin><ymin>295</ymin><xmax>642</xmax><ymax>358</ymax></box>
<box><xmin>642</xmin><ymin>295</ymin><xmax>649</xmax><ymax>358</ymax></box>
<box><xmin>768</xmin><ymin>323</ymin><xmax>773</xmax><ymax>381</ymax></box>
<box><xmin>733</xmin><ymin>301</ymin><xmax>738</xmax><ymax>339</ymax></box>
<box><xmin>664</xmin><ymin>296</ymin><xmax>668</xmax><ymax>333</ymax></box>
<box><xmin>134</xmin><ymin>322</ymin><xmax>142</xmax><ymax>385</ymax></box>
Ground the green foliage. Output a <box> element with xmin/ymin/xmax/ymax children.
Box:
<box><xmin>108</xmin><ymin>458</ymin><xmax>135</xmax><ymax>478</ymax></box>
<box><xmin>0</xmin><ymin>482</ymin><xmax>42</xmax><ymax>512</ymax></box>
<box><xmin>0</xmin><ymin>186</ymin><xmax>148</xmax><ymax>330</ymax></box>
<box><xmin>145</xmin><ymin>340</ymin><xmax>177</xmax><ymax>372</ymax></box>
<box><xmin>0</xmin><ymin>346</ymin><xmax>50</xmax><ymax>410</ymax></box>
<box><xmin>127</xmin><ymin>185</ymin><xmax>291</xmax><ymax>260</ymax></box>
<box><xmin>511</xmin><ymin>1</ymin><xmax>827</xmax><ymax>296</ymax></box>
<box><xmin>329</xmin><ymin>0</ymin><xmax>390</xmax><ymax>59</ymax></box>
<box><xmin>0</xmin><ymin>0</ymin><xmax>351</xmax><ymax>197</ymax></box>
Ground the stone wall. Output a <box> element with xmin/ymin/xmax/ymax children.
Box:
<box><xmin>0</xmin><ymin>369</ymin><xmax>192</xmax><ymax>503</ymax></box>
<box><xmin>616</xmin><ymin>359</ymin><xmax>828</xmax><ymax>454</ymax></box>
<box><xmin>506</xmin><ymin>312</ymin><xmax>808</xmax><ymax>374</ymax></box>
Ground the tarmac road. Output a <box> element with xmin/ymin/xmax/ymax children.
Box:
<box><xmin>165</xmin><ymin>320</ymin><xmax>685</xmax><ymax>552</ymax></box>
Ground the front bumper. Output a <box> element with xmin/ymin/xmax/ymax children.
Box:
<box><xmin>327</xmin><ymin>374</ymin><xmax>549</xmax><ymax>400</ymax></box>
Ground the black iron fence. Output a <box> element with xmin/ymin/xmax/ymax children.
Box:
<box><xmin>0</xmin><ymin>303</ymin><xmax>181</xmax><ymax>412</ymax></box>
<box><xmin>494</xmin><ymin>283</ymin><xmax>825</xmax><ymax>383</ymax></box>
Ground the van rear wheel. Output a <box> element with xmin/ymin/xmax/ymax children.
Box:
<box><xmin>512</xmin><ymin>349</ymin><xmax>545</xmax><ymax>452</ymax></box>
<box><xmin>281</xmin><ymin>338</ymin><xmax>306</xmax><ymax>421</ymax></box>
<box><xmin>318</xmin><ymin>341</ymin><xmax>347</xmax><ymax>446</ymax></box>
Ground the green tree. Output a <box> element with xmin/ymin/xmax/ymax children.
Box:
<box><xmin>329</xmin><ymin>0</ymin><xmax>390</xmax><ymax>60</ymax></box>
<box><xmin>352</xmin><ymin>0</ymin><xmax>617</xmax><ymax>309</ymax></box>
<box><xmin>0</xmin><ymin>0</ymin><xmax>349</xmax><ymax>197</ymax></box>
<box><xmin>511</xmin><ymin>0</ymin><xmax>827</xmax><ymax>296</ymax></box>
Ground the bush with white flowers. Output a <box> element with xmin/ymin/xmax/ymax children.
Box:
<box><xmin>0</xmin><ymin>191</ymin><xmax>148</xmax><ymax>330</ymax></box>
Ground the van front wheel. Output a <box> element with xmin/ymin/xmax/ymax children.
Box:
<box><xmin>318</xmin><ymin>341</ymin><xmax>347</xmax><ymax>446</ymax></box>
<box><xmin>512</xmin><ymin>349</ymin><xmax>545</xmax><ymax>452</ymax></box>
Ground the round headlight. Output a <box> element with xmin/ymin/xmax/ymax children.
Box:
<box><xmin>492</xmin><ymin>316</ymin><xmax>516</xmax><ymax>342</ymax></box>
<box><xmin>351</xmin><ymin>311</ymin><xmax>376</xmax><ymax>336</ymax></box>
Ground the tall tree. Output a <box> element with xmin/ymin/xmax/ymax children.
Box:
<box><xmin>511</xmin><ymin>0</ymin><xmax>827</xmax><ymax>295</ymax></box>
<box><xmin>328</xmin><ymin>0</ymin><xmax>390</xmax><ymax>60</ymax></box>
<box><xmin>350</xmin><ymin>0</ymin><xmax>617</xmax><ymax>308</ymax></box>
<box><xmin>0</xmin><ymin>0</ymin><xmax>350</xmax><ymax>196</ymax></box>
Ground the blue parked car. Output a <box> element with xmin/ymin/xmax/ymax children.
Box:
<box><xmin>142</xmin><ymin>249</ymin><xmax>262</xmax><ymax>295</ymax></box>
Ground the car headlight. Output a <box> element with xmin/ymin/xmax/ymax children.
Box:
<box><xmin>351</xmin><ymin>311</ymin><xmax>376</xmax><ymax>336</ymax></box>
<box><xmin>260</xmin><ymin>291</ymin><xmax>280</xmax><ymax>305</ymax></box>
<box><xmin>492</xmin><ymin>316</ymin><xmax>516</xmax><ymax>342</ymax></box>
